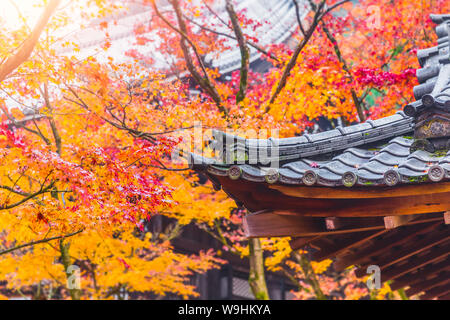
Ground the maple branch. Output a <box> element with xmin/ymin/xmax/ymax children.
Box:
<box><xmin>41</xmin><ymin>83</ymin><xmax>63</xmax><ymax>154</ymax></box>
<box><xmin>266</xmin><ymin>0</ymin><xmax>326</xmax><ymax>110</ymax></box>
<box><xmin>59</xmin><ymin>239</ymin><xmax>81</xmax><ymax>300</ymax></box>
<box><xmin>152</xmin><ymin>0</ymin><xmax>228</xmax><ymax>116</ymax></box>
<box><xmin>293</xmin><ymin>251</ymin><xmax>326</xmax><ymax>299</ymax></box>
<box><xmin>199</xmin><ymin>223</ymin><xmax>240</xmax><ymax>256</ymax></box>
<box><xmin>293</xmin><ymin>0</ymin><xmax>307</xmax><ymax>36</ymax></box>
<box><xmin>323</xmin><ymin>0</ymin><xmax>350</xmax><ymax>15</ymax></box>
<box><xmin>202</xmin><ymin>0</ymin><xmax>229</xmax><ymax>26</ymax></box>
<box><xmin>0</xmin><ymin>0</ymin><xmax>61</xmax><ymax>82</ymax></box>
<box><xmin>0</xmin><ymin>104</ymin><xmax>51</xmax><ymax>145</ymax></box>
<box><xmin>0</xmin><ymin>185</ymin><xmax>29</xmax><ymax>196</ymax></box>
<box><xmin>266</xmin><ymin>0</ymin><xmax>350</xmax><ymax>112</ymax></box>
<box><xmin>144</xmin><ymin>159</ymin><xmax>190</xmax><ymax>172</ymax></box>
<box><xmin>320</xmin><ymin>22</ymin><xmax>366</xmax><ymax>121</ymax></box>
<box><xmin>280</xmin><ymin>267</ymin><xmax>310</xmax><ymax>293</ymax></box>
<box><xmin>0</xmin><ymin>228</ymin><xmax>83</xmax><ymax>256</ymax></box>
<box><xmin>183</xmin><ymin>15</ymin><xmax>279</xmax><ymax>62</ymax></box>
<box><xmin>31</xmin><ymin>116</ymin><xmax>52</xmax><ymax>146</ymax></box>
<box><xmin>225</xmin><ymin>0</ymin><xmax>250</xmax><ymax>104</ymax></box>
<box><xmin>0</xmin><ymin>181</ymin><xmax>55</xmax><ymax>211</ymax></box>
<box><xmin>162</xmin><ymin>221</ymin><xmax>183</xmax><ymax>241</ymax></box>
<box><xmin>63</xmin><ymin>85</ymin><xmax>157</xmax><ymax>144</ymax></box>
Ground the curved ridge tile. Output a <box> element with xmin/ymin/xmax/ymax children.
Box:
<box><xmin>378</xmin><ymin>143</ymin><xmax>411</xmax><ymax>157</ymax></box>
<box><xmin>320</xmin><ymin>161</ymin><xmax>358</xmax><ymax>176</ymax></box>
<box><xmin>368</xmin><ymin>152</ymin><xmax>406</xmax><ymax>167</ymax></box>
<box><xmin>359</xmin><ymin>161</ymin><xmax>394</xmax><ymax>175</ymax></box>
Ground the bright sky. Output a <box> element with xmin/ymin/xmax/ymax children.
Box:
<box><xmin>0</xmin><ymin>0</ymin><xmax>46</xmax><ymax>29</ymax></box>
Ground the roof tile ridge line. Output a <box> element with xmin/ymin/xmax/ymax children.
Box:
<box><xmin>430</xmin><ymin>14</ymin><xmax>450</xmax><ymax>24</ymax></box>
<box><xmin>216</xmin><ymin>123</ymin><xmax>414</xmax><ymax>165</ymax></box>
<box><xmin>398</xmin><ymin>161</ymin><xmax>436</xmax><ymax>173</ymax></box>
<box><xmin>319</xmin><ymin>162</ymin><xmax>357</xmax><ymax>176</ymax></box>
<box><xmin>406</xmin><ymin>14</ymin><xmax>450</xmax><ymax>115</ymax></box>
<box><xmin>213</xmin><ymin>115</ymin><xmax>412</xmax><ymax>148</ymax></box>
<box><xmin>331</xmin><ymin>155</ymin><xmax>369</xmax><ymax>167</ymax></box>
<box><xmin>361</xmin><ymin>156</ymin><xmax>405</xmax><ymax>168</ymax></box>
<box><xmin>407</xmin><ymin>150</ymin><xmax>445</xmax><ymax>162</ymax></box>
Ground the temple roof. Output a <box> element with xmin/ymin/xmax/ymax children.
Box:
<box><xmin>202</xmin><ymin>136</ymin><xmax>450</xmax><ymax>187</ymax></box>
<box><xmin>191</xmin><ymin>13</ymin><xmax>450</xmax><ymax>188</ymax></box>
<box><xmin>189</xmin><ymin>13</ymin><xmax>450</xmax><ymax>300</ymax></box>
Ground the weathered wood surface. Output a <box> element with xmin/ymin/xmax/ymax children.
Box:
<box><xmin>390</xmin><ymin>258</ymin><xmax>450</xmax><ymax>291</ymax></box>
<box><xmin>270</xmin><ymin>182</ymin><xmax>450</xmax><ymax>199</ymax></box>
<box><xmin>218</xmin><ymin>176</ymin><xmax>450</xmax><ymax>217</ymax></box>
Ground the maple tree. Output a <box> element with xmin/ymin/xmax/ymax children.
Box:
<box><xmin>0</xmin><ymin>0</ymin><xmax>222</xmax><ymax>300</ymax></box>
<box><xmin>0</xmin><ymin>0</ymin><xmax>448</xmax><ymax>300</ymax></box>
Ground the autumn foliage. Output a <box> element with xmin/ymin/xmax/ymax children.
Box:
<box><xmin>0</xmin><ymin>0</ymin><xmax>449</xmax><ymax>300</ymax></box>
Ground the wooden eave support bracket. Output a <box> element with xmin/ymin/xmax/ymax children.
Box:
<box><xmin>325</xmin><ymin>217</ymin><xmax>342</xmax><ymax>230</ymax></box>
<box><xmin>384</xmin><ymin>215</ymin><xmax>416</xmax><ymax>229</ymax></box>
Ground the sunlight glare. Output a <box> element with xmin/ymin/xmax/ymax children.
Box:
<box><xmin>0</xmin><ymin>0</ymin><xmax>48</xmax><ymax>30</ymax></box>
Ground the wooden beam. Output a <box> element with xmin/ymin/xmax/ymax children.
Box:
<box><xmin>250</xmin><ymin>191</ymin><xmax>450</xmax><ymax>217</ymax></box>
<box><xmin>437</xmin><ymin>292</ymin><xmax>450</xmax><ymax>300</ymax></box>
<box><xmin>243</xmin><ymin>211</ymin><xmax>327</xmax><ymax>238</ymax></box>
<box><xmin>405</xmin><ymin>273</ymin><xmax>450</xmax><ymax>296</ymax></box>
<box><xmin>390</xmin><ymin>257</ymin><xmax>450</xmax><ymax>291</ymax></box>
<box><xmin>334</xmin><ymin>221</ymin><xmax>444</xmax><ymax>272</ymax></box>
<box><xmin>381</xmin><ymin>245</ymin><xmax>450</xmax><ymax>281</ymax></box>
<box><xmin>246</xmin><ymin>210</ymin><xmax>445</xmax><ymax>239</ymax></box>
<box><xmin>289</xmin><ymin>236</ymin><xmax>323</xmax><ymax>250</ymax></box>
<box><xmin>218</xmin><ymin>176</ymin><xmax>450</xmax><ymax>217</ymax></box>
<box><xmin>244</xmin><ymin>211</ymin><xmax>391</xmax><ymax>238</ymax></box>
<box><xmin>384</xmin><ymin>215</ymin><xmax>416</xmax><ymax>229</ymax></box>
<box><xmin>269</xmin><ymin>182</ymin><xmax>450</xmax><ymax>199</ymax></box>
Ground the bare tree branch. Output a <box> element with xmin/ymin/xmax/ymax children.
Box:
<box><xmin>225</xmin><ymin>0</ymin><xmax>250</xmax><ymax>104</ymax></box>
<box><xmin>0</xmin><ymin>181</ymin><xmax>55</xmax><ymax>211</ymax></box>
<box><xmin>41</xmin><ymin>83</ymin><xmax>63</xmax><ymax>154</ymax></box>
<box><xmin>0</xmin><ymin>228</ymin><xmax>84</xmax><ymax>256</ymax></box>
<box><xmin>183</xmin><ymin>15</ymin><xmax>279</xmax><ymax>62</ymax></box>
<box><xmin>151</xmin><ymin>0</ymin><xmax>228</xmax><ymax>116</ymax></box>
<box><xmin>293</xmin><ymin>0</ymin><xmax>307</xmax><ymax>36</ymax></box>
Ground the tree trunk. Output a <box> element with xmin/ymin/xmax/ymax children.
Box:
<box><xmin>59</xmin><ymin>240</ymin><xmax>81</xmax><ymax>300</ymax></box>
<box><xmin>294</xmin><ymin>252</ymin><xmax>326</xmax><ymax>300</ymax></box>
<box><xmin>248</xmin><ymin>238</ymin><xmax>270</xmax><ymax>300</ymax></box>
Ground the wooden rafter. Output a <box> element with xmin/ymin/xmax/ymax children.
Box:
<box><xmin>334</xmin><ymin>221</ymin><xmax>444</xmax><ymax>271</ymax></box>
<box><xmin>311</xmin><ymin>229</ymin><xmax>389</xmax><ymax>261</ymax></box>
<box><xmin>419</xmin><ymin>284</ymin><xmax>450</xmax><ymax>300</ymax></box>
<box><xmin>405</xmin><ymin>272</ymin><xmax>450</xmax><ymax>296</ymax></box>
<box><xmin>355</xmin><ymin>232</ymin><xmax>450</xmax><ymax>277</ymax></box>
<box><xmin>289</xmin><ymin>236</ymin><xmax>323</xmax><ymax>251</ymax></box>
<box><xmin>390</xmin><ymin>257</ymin><xmax>450</xmax><ymax>291</ymax></box>
<box><xmin>381</xmin><ymin>245</ymin><xmax>450</xmax><ymax>281</ymax></box>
